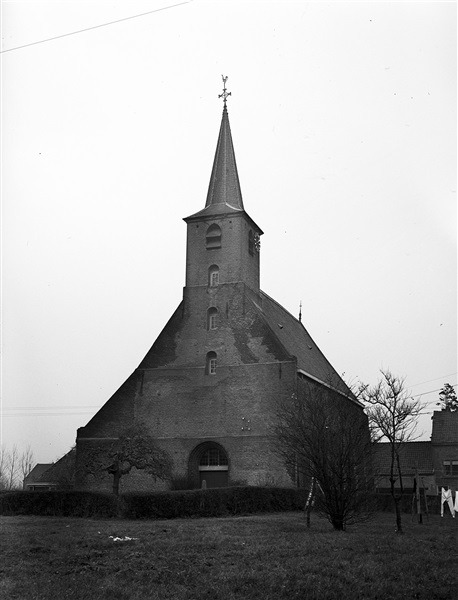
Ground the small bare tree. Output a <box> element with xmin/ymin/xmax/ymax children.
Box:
<box><xmin>81</xmin><ymin>423</ymin><xmax>173</xmax><ymax>495</ymax></box>
<box><xmin>275</xmin><ymin>381</ymin><xmax>375</xmax><ymax>531</ymax></box>
<box><xmin>20</xmin><ymin>445</ymin><xmax>35</xmax><ymax>483</ymax></box>
<box><xmin>0</xmin><ymin>446</ymin><xmax>8</xmax><ymax>490</ymax></box>
<box><xmin>361</xmin><ymin>370</ymin><xmax>424</xmax><ymax>534</ymax></box>
<box><xmin>6</xmin><ymin>446</ymin><xmax>20</xmax><ymax>490</ymax></box>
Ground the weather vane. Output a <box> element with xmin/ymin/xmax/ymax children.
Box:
<box><xmin>218</xmin><ymin>75</ymin><xmax>231</xmax><ymax>108</ymax></box>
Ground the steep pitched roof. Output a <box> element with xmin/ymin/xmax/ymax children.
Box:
<box><xmin>185</xmin><ymin>107</ymin><xmax>246</xmax><ymax>221</ymax></box>
<box><xmin>373</xmin><ymin>441</ymin><xmax>434</xmax><ymax>475</ymax></box>
<box><xmin>36</xmin><ymin>448</ymin><xmax>76</xmax><ymax>484</ymax></box>
<box><xmin>255</xmin><ymin>291</ymin><xmax>354</xmax><ymax>399</ymax></box>
<box><xmin>23</xmin><ymin>463</ymin><xmax>53</xmax><ymax>483</ymax></box>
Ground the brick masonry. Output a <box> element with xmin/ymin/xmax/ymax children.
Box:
<box><xmin>75</xmin><ymin>108</ymin><xmax>362</xmax><ymax>492</ymax></box>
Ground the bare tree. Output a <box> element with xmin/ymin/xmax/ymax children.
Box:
<box><xmin>20</xmin><ymin>445</ymin><xmax>35</xmax><ymax>482</ymax></box>
<box><xmin>80</xmin><ymin>423</ymin><xmax>173</xmax><ymax>495</ymax></box>
<box><xmin>6</xmin><ymin>446</ymin><xmax>20</xmax><ymax>490</ymax></box>
<box><xmin>0</xmin><ymin>446</ymin><xmax>36</xmax><ymax>490</ymax></box>
<box><xmin>275</xmin><ymin>380</ymin><xmax>375</xmax><ymax>531</ymax></box>
<box><xmin>0</xmin><ymin>446</ymin><xmax>8</xmax><ymax>490</ymax></box>
<box><xmin>361</xmin><ymin>370</ymin><xmax>424</xmax><ymax>534</ymax></box>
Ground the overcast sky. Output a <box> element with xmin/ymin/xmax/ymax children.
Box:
<box><xmin>2</xmin><ymin>1</ymin><xmax>456</xmax><ymax>464</ymax></box>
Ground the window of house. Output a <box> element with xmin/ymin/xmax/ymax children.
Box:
<box><xmin>206</xmin><ymin>224</ymin><xmax>222</xmax><ymax>249</ymax></box>
<box><xmin>207</xmin><ymin>307</ymin><xmax>218</xmax><ymax>330</ymax></box>
<box><xmin>248</xmin><ymin>230</ymin><xmax>254</xmax><ymax>256</ymax></box>
<box><xmin>206</xmin><ymin>351</ymin><xmax>217</xmax><ymax>375</ymax></box>
<box><xmin>443</xmin><ymin>460</ymin><xmax>458</xmax><ymax>476</ymax></box>
<box><xmin>199</xmin><ymin>447</ymin><xmax>228</xmax><ymax>467</ymax></box>
<box><xmin>208</xmin><ymin>265</ymin><xmax>219</xmax><ymax>287</ymax></box>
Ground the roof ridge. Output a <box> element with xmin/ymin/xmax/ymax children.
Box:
<box><xmin>247</xmin><ymin>294</ymin><xmax>295</xmax><ymax>363</ymax></box>
<box><xmin>259</xmin><ymin>290</ymin><xmax>301</xmax><ymax>324</ymax></box>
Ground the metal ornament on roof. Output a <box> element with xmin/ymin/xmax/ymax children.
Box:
<box><xmin>218</xmin><ymin>75</ymin><xmax>231</xmax><ymax>108</ymax></box>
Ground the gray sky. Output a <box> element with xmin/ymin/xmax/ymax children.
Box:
<box><xmin>2</xmin><ymin>1</ymin><xmax>456</xmax><ymax>463</ymax></box>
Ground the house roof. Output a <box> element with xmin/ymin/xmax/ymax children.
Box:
<box><xmin>257</xmin><ymin>291</ymin><xmax>354</xmax><ymax>399</ymax></box>
<box><xmin>23</xmin><ymin>463</ymin><xmax>53</xmax><ymax>483</ymax></box>
<box><xmin>35</xmin><ymin>448</ymin><xmax>76</xmax><ymax>483</ymax></box>
<box><xmin>373</xmin><ymin>441</ymin><xmax>434</xmax><ymax>475</ymax></box>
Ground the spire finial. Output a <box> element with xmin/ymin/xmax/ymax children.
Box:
<box><xmin>299</xmin><ymin>301</ymin><xmax>302</xmax><ymax>323</ymax></box>
<box><xmin>218</xmin><ymin>75</ymin><xmax>231</xmax><ymax>108</ymax></box>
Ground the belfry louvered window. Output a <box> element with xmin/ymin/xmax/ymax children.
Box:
<box><xmin>206</xmin><ymin>224</ymin><xmax>222</xmax><ymax>249</ymax></box>
<box><xmin>248</xmin><ymin>230</ymin><xmax>254</xmax><ymax>256</ymax></box>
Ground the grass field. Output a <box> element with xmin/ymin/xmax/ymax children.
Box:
<box><xmin>1</xmin><ymin>511</ymin><xmax>457</xmax><ymax>600</ymax></box>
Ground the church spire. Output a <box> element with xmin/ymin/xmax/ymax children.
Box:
<box><xmin>205</xmin><ymin>76</ymin><xmax>244</xmax><ymax>211</ymax></box>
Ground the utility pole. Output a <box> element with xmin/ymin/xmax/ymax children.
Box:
<box><xmin>415</xmin><ymin>465</ymin><xmax>422</xmax><ymax>524</ymax></box>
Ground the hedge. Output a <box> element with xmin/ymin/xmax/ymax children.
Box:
<box><xmin>0</xmin><ymin>490</ymin><xmax>119</xmax><ymax>518</ymax></box>
<box><xmin>122</xmin><ymin>486</ymin><xmax>308</xmax><ymax>519</ymax></box>
<box><xmin>0</xmin><ymin>487</ymin><xmax>308</xmax><ymax>520</ymax></box>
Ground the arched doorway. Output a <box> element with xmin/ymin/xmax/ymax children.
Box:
<box><xmin>189</xmin><ymin>442</ymin><xmax>229</xmax><ymax>488</ymax></box>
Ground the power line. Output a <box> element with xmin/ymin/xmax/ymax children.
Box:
<box><xmin>3</xmin><ymin>384</ymin><xmax>456</xmax><ymax>417</ymax></box>
<box><xmin>0</xmin><ymin>1</ymin><xmax>191</xmax><ymax>54</ymax></box>
<box><xmin>408</xmin><ymin>372</ymin><xmax>458</xmax><ymax>389</ymax></box>
<box><xmin>2</xmin><ymin>412</ymin><xmax>95</xmax><ymax>418</ymax></box>
<box><xmin>3</xmin><ymin>405</ymin><xmax>100</xmax><ymax>411</ymax></box>
<box><xmin>412</xmin><ymin>384</ymin><xmax>457</xmax><ymax>401</ymax></box>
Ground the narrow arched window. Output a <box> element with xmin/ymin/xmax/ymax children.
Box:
<box><xmin>248</xmin><ymin>230</ymin><xmax>254</xmax><ymax>256</ymax></box>
<box><xmin>208</xmin><ymin>265</ymin><xmax>219</xmax><ymax>287</ymax></box>
<box><xmin>206</xmin><ymin>224</ymin><xmax>222</xmax><ymax>249</ymax></box>
<box><xmin>207</xmin><ymin>307</ymin><xmax>218</xmax><ymax>330</ymax></box>
<box><xmin>206</xmin><ymin>351</ymin><xmax>217</xmax><ymax>375</ymax></box>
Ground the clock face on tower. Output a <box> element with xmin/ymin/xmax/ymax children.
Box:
<box><xmin>254</xmin><ymin>233</ymin><xmax>261</xmax><ymax>252</ymax></box>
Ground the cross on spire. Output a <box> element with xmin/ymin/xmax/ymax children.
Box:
<box><xmin>218</xmin><ymin>75</ymin><xmax>231</xmax><ymax>108</ymax></box>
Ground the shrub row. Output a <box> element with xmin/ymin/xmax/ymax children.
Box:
<box><xmin>2</xmin><ymin>488</ymin><xmax>442</xmax><ymax>519</ymax></box>
<box><xmin>122</xmin><ymin>486</ymin><xmax>308</xmax><ymax>519</ymax></box>
<box><xmin>0</xmin><ymin>487</ymin><xmax>308</xmax><ymax>519</ymax></box>
<box><xmin>0</xmin><ymin>490</ymin><xmax>119</xmax><ymax>518</ymax></box>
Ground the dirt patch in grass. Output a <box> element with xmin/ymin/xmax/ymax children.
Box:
<box><xmin>1</xmin><ymin>512</ymin><xmax>456</xmax><ymax>599</ymax></box>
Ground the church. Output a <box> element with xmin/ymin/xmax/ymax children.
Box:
<box><xmin>75</xmin><ymin>80</ymin><xmax>363</xmax><ymax>492</ymax></box>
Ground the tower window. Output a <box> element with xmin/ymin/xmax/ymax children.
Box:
<box><xmin>206</xmin><ymin>224</ymin><xmax>222</xmax><ymax>249</ymax></box>
<box><xmin>207</xmin><ymin>307</ymin><xmax>218</xmax><ymax>330</ymax></box>
<box><xmin>208</xmin><ymin>265</ymin><xmax>219</xmax><ymax>287</ymax></box>
<box><xmin>248</xmin><ymin>230</ymin><xmax>254</xmax><ymax>256</ymax></box>
<box><xmin>206</xmin><ymin>351</ymin><xmax>217</xmax><ymax>375</ymax></box>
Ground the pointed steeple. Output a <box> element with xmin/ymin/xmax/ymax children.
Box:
<box><xmin>205</xmin><ymin>104</ymin><xmax>244</xmax><ymax>211</ymax></box>
<box><xmin>186</xmin><ymin>76</ymin><xmax>246</xmax><ymax>221</ymax></box>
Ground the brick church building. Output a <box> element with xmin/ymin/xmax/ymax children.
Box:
<box><xmin>75</xmin><ymin>86</ymin><xmax>363</xmax><ymax>492</ymax></box>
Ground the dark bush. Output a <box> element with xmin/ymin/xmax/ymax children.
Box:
<box><xmin>169</xmin><ymin>475</ymin><xmax>196</xmax><ymax>491</ymax></box>
<box><xmin>0</xmin><ymin>490</ymin><xmax>119</xmax><ymax>518</ymax></box>
<box><xmin>122</xmin><ymin>486</ymin><xmax>308</xmax><ymax>519</ymax></box>
<box><xmin>0</xmin><ymin>487</ymin><xmax>308</xmax><ymax>520</ymax></box>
